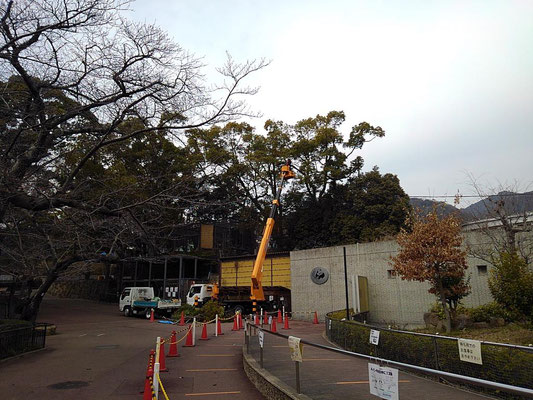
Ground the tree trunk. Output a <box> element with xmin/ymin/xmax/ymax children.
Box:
<box><xmin>20</xmin><ymin>256</ymin><xmax>81</xmax><ymax>322</ymax></box>
<box><xmin>20</xmin><ymin>270</ymin><xmax>58</xmax><ymax>323</ymax></box>
<box><xmin>437</xmin><ymin>279</ymin><xmax>452</xmax><ymax>333</ymax></box>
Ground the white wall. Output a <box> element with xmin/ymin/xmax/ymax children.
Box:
<box><xmin>290</xmin><ymin>230</ymin><xmax>498</xmax><ymax>328</ymax></box>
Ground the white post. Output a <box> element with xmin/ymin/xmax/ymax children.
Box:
<box><xmin>153</xmin><ymin>337</ymin><xmax>160</xmax><ymax>399</ymax></box>
<box><xmin>192</xmin><ymin>317</ymin><xmax>197</xmax><ymax>346</ymax></box>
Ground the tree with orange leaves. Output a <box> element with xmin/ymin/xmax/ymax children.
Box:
<box><xmin>391</xmin><ymin>210</ymin><xmax>470</xmax><ymax>332</ymax></box>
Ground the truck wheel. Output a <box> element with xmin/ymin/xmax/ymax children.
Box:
<box><xmin>124</xmin><ymin>307</ymin><xmax>132</xmax><ymax>317</ymax></box>
<box><xmin>145</xmin><ymin>309</ymin><xmax>152</xmax><ymax>319</ymax></box>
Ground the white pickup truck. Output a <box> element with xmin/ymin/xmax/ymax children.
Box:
<box><xmin>119</xmin><ymin>287</ymin><xmax>181</xmax><ymax>318</ymax></box>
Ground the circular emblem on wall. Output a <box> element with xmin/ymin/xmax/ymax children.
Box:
<box><xmin>310</xmin><ymin>267</ymin><xmax>329</xmax><ymax>285</ymax></box>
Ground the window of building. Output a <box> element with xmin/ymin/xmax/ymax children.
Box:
<box><xmin>477</xmin><ymin>265</ymin><xmax>488</xmax><ymax>276</ymax></box>
<box><xmin>387</xmin><ymin>269</ymin><xmax>397</xmax><ymax>279</ymax></box>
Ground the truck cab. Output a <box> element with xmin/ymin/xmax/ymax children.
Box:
<box><xmin>186</xmin><ymin>284</ymin><xmax>215</xmax><ymax>306</ymax></box>
<box><xmin>119</xmin><ymin>287</ymin><xmax>154</xmax><ymax>317</ymax></box>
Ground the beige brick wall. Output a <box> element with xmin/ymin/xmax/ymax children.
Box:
<box><xmin>290</xmin><ymin>230</ymin><xmax>503</xmax><ymax>328</ymax></box>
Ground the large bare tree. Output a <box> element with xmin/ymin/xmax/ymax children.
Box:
<box><xmin>0</xmin><ymin>0</ymin><xmax>267</xmax><ymax>320</ymax></box>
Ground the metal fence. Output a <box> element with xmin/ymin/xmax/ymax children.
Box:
<box><xmin>0</xmin><ymin>323</ymin><xmax>48</xmax><ymax>360</ymax></box>
<box><xmin>325</xmin><ymin>314</ymin><xmax>533</xmax><ymax>399</ymax></box>
<box><xmin>243</xmin><ymin>319</ymin><xmax>533</xmax><ymax>399</ymax></box>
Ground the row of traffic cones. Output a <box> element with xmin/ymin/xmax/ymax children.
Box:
<box><xmin>258</xmin><ymin>310</ymin><xmax>319</xmax><ymax>332</ymax></box>
<box><xmin>143</xmin><ymin>315</ymin><xmax>236</xmax><ymax>399</ymax></box>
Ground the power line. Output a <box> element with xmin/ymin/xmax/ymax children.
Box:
<box><xmin>409</xmin><ymin>193</ymin><xmax>532</xmax><ymax>199</ymax></box>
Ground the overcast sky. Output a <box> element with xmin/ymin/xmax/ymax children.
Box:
<box><xmin>128</xmin><ymin>1</ymin><xmax>533</xmax><ymax>207</ymax></box>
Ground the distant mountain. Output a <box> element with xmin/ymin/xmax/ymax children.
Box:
<box><xmin>409</xmin><ymin>191</ymin><xmax>533</xmax><ymax>222</ymax></box>
<box><xmin>409</xmin><ymin>198</ymin><xmax>460</xmax><ymax>218</ymax></box>
<box><xmin>461</xmin><ymin>191</ymin><xmax>533</xmax><ymax>220</ymax></box>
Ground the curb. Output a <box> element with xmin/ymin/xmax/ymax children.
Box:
<box><xmin>0</xmin><ymin>347</ymin><xmax>47</xmax><ymax>363</ymax></box>
<box><xmin>242</xmin><ymin>346</ymin><xmax>312</xmax><ymax>400</ymax></box>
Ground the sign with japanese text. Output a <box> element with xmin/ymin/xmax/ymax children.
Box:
<box><xmin>258</xmin><ymin>330</ymin><xmax>264</xmax><ymax>348</ymax></box>
<box><xmin>288</xmin><ymin>336</ymin><xmax>303</xmax><ymax>362</ymax></box>
<box><xmin>370</xmin><ymin>329</ymin><xmax>380</xmax><ymax>345</ymax></box>
<box><xmin>368</xmin><ymin>363</ymin><xmax>399</xmax><ymax>400</ymax></box>
<box><xmin>458</xmin><ymin>339</ymin><xmax>482</xmax><ymax>365</ymax></box>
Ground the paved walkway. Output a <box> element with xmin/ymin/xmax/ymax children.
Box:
<box><xmin>1</xmin><ymin>297</ymin><xmax>262</xmax><ymax>400</ymax></box>
<box><xmin>2</xmin><ymin>298</ymin><xmax>497</xmax><ymax>400</ymax></box>
<box><xmin>247</xmin><ymin>319</ymin><xmax>495</xmax><ymax>400</ymax></box>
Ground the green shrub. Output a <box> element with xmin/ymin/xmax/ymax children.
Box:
<box><xmin>172</xmin><ymin>304</ymin><xmax>201</xmax><ymax>320</ymax></box>
<box><xmin>429</xmin><ymin>302</ymin><xmax>467</xmax><ymax>321</ymax></box>
<box><xmin>0</xmin><ymin>319</ymin><xmax>32</xmax><ymax>332</ymax></box>
<box><xmin>489</xmin><ymin>252</ymin><xmax>533</xmax><ymax>321</ymax></box>
<box><xmin>466</xmin><ymin>302</ymin><xmax>519</xmax><ymax>323</ymax></box>
<box><xmin>329</xmin><ymin>308</ymin><xmax>354</xmax><ymax>320</ymax></box>
<box><xmin>199</xmin><ymin>300</ymin><xmax>225</xmax><ymax>323</ymax></box>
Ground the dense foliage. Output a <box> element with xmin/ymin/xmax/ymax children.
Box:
<box><xmin>488</xmin><ymin>252</ymin><xmax>533</xmax><ymax>321</ymax></box>
<box><xmin>391</xmin><ymin>211</ymin><xmax>470</xmax><ymax>332</ymax></box>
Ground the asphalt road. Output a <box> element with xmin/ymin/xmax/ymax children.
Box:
<box><xmin>1</xmin><ymin>296</ymin><xmax>264</xmax><ymax>400</ymax></box>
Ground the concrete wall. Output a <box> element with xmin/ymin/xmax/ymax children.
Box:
<box><xmin>290</xmin><ymin>230</ymin><xmax>501</xmax><ymax>328</ymax></box>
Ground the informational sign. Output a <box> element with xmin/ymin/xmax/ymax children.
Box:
<box><xmin>288</xmin><ymin>336</ymin><xmax>303</xmax><ymax>362</ymax></box>
<box><xmin>458</xmin><ymin>339</ymin><xmax>483</xmax><ymax>365</ymax></box>
<box><xmin>258</xmin><ymin>330</ymin><xmax>264</xmax><ymax>348</ymax></box>
<box><xmin>370</xmin><ymin>329</ymin><xmax>380</xmax><ymax>345</ymax></box>
<box><xmin>368</xmin><ymin>363</ymin><xmax>399</xmax><ymax>400</ymax></box>
<box><xmin>269</xmin><ymin>295</ymin><xmax>274</xmax><ymax>301</ymax></box>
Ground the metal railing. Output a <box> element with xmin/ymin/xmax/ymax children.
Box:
<box><xmin>325</xmin><ymin>314</ymin><xmax>533</xmax><ymax>399</ymax></box>
<box><xmin>245</xmin><ymin>320</ymin><xmax>533</xmax><ymax>399</ymax></box>
<box><xmin>0</xmin><ymin>323</ymin><xmax>48</xmax><ymax>360</ymax></box>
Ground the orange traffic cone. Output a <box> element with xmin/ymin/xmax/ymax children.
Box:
<box><xmin>232</xmin><ymin>315</ymin><xmax>239</xmax><ymax>331</ymax></box>
<box><xmin>263</xmin><ymin>312</ymin><xmax>268</xmax><ymax>325</ymax></box>
<box><xmin>313</xmin><ymin>311</ymin><xmax>319</xmax><ymax>324</ymax></box>
<box><xmin>200</xmin><ymin>323</ymin><xmax>209</xmax><ymax>340</ymax></box>
<box><xmin>167</xmin><ymin>331</ymin><xmax>179</xmax><ymax>357</ymax></box>
<box><xmin>179</xmin><ymin>311</ymin><xmax>185</xmax><ymax>326</ymax></box>
<box><xmin>184</xmin><ymin>325</ymin><xmax>194</xmax><ymax>347</ymax></box>
<box><xmin>216</xmin><ymin>318</ymin><xmax>224</xmax><ymax>335</ymax></box>
<box><xmin>283</xmin><ymin>313</ymin><xmax>290</xmax><ymax>330</ymax></box>
<box><xmin>254</xmin><ymin>313</ymin><xmax>260</xmax><ymax>325</ymax></box>
<box><xmin>238</xmin><ymin>313</ymin><xmax>243</xmax><ymax>330</ymax></box>
<box><xmin>277</xmin><ymin>310</ymin><xmax>282</xmax><ymax>323</ymax></box>
<box><xmin>142</xmin><ymin>375</ymin><xmax>153</xmax><ymax>400</ymax></box>
<box><xmin>149</xmin><ymin>309</ymin><xmax>155</xmax><ymax>322</ymax></box>
<box><xmin>271</xmin><ymin>317</ymin><xmax>277</xmax><ymax>333</ymax></box>
<box><xmin>158</xmin><ymin>341</ymin><xmax>168</xmax><ymax>372</ymax></box>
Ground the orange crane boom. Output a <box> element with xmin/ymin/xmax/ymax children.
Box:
<box><xmin>250</xmin><ymin>160</ymin><xmax>295</xmax><ymax>302</ymax></box>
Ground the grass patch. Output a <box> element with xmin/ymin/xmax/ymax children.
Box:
<box><xmin>0</xmin><ymin>319</ymin><xmax>32</xmax><ymax>332</ymax></box>
<box><xmin>414</xmin><ymin>323</ymin><xmax>533</xmax><ymax>346</ymax></box>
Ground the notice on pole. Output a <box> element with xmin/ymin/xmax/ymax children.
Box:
<box><xmin>368</xmin><ymin>363</ymin><xmax>399</xmax><ymax>400</ymax></box>
<box><xmin>458</xmin><ymin>339</ymin><xmax>483</xmax><ymax>365</ymax></box>
<box><xmin>258</xmin><ymin>330</ymin><xmax>264</xmax><ymax>348</ymax></box>
<box><xmin>288</xmin><ymin>336</ymin><xmax>303</xmax><ymax>362</ymax></box>
<box><xmin>370</xmin><ymin>329</ymin><xmax>380</xmax><ymax>345</ymax></box>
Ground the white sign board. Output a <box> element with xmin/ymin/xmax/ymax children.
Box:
<box><xmin>368</xmin><ymin>363</ymin><xmax>399</xmax><ymax>400</ymax></box>
<box><xmin>258</xmin><ymin>330</ymin><xmax>264</xmax><ymax>348</ymax></box>
<box><xmin>288</xmin><ymin>336</ymin><xmax>303</xmax><ymax>362</ymax></box>
<box><xmin>458</xmin><ymin>339</ymin><xmax>483</xmax><ymax>365</ymax></box>
<box><xmin>370</xmin><ymin>329</ymin><xmax>380</xmax><ymax>345</ymax></box>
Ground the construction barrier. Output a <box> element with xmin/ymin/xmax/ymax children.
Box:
<box><xmin>142</xmin><ymin>310</ymin><xmax>320</xmax><ymax>399</ymax></box>
<box><xmin>142</xmin><ymin>312</ymin><xmax>239</xmax><ymax>399</ymax></box>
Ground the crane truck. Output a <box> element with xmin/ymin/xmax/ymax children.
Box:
<box><xmin>186</xmin><ymin>161</ymin><xmax>295</xmax><ymax>314</ymax></box>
